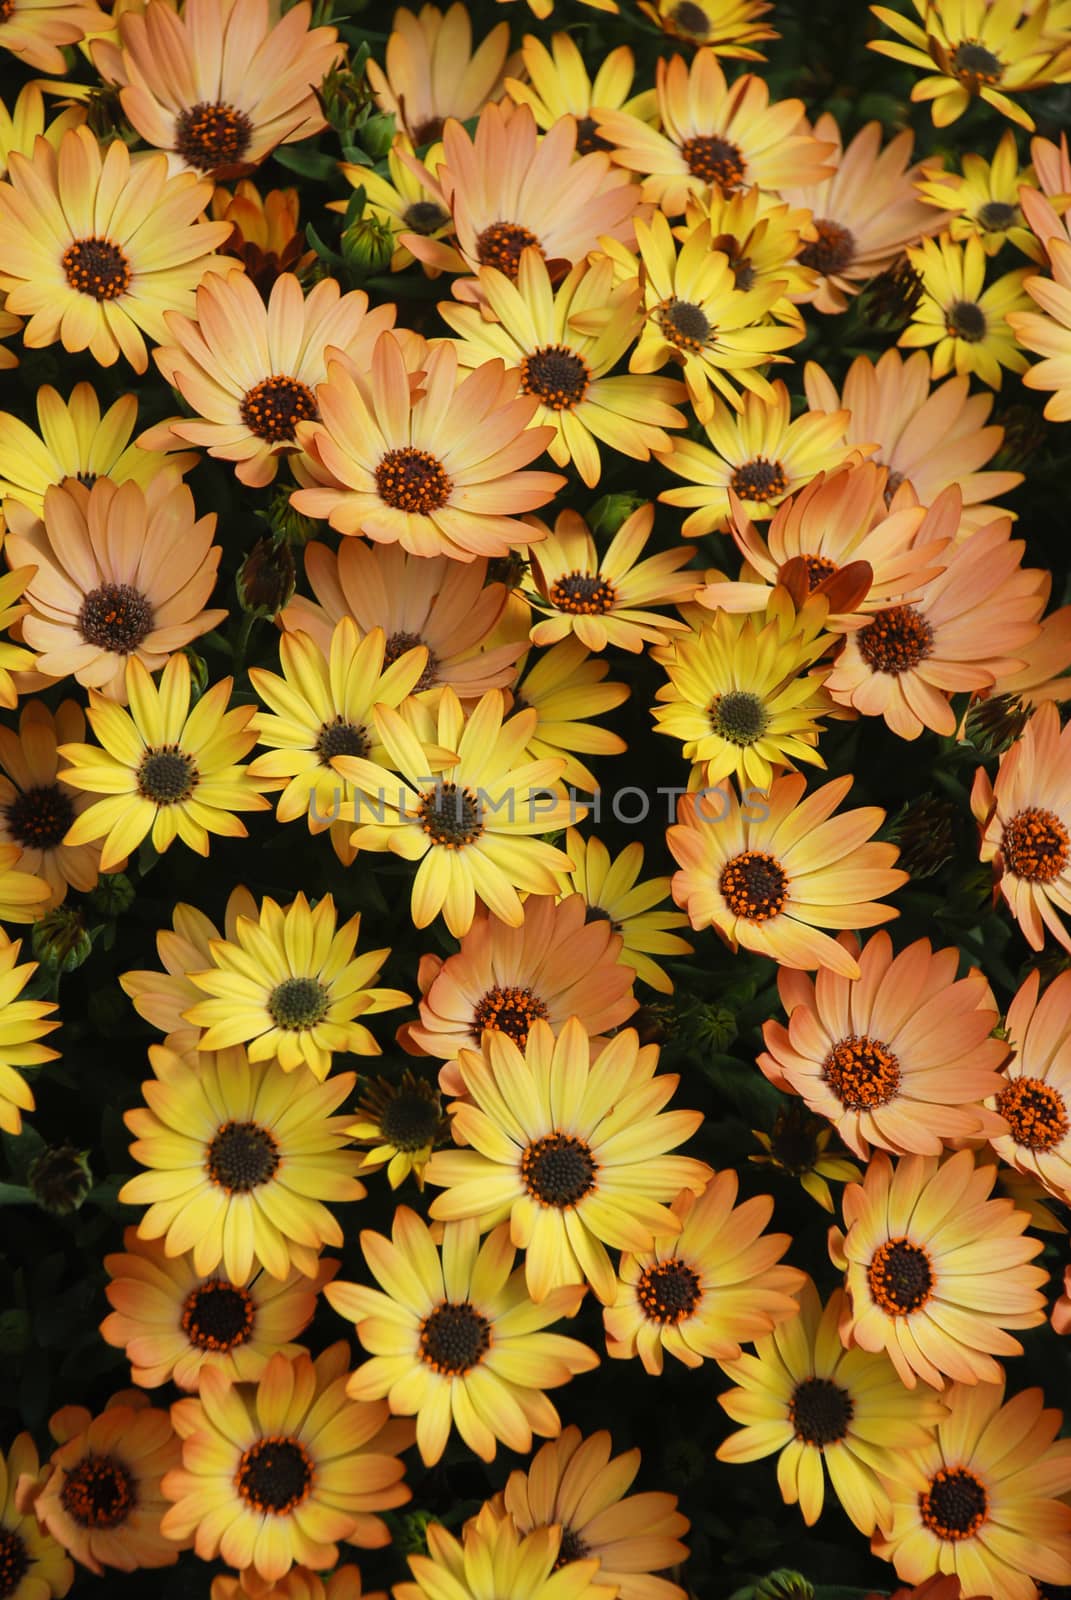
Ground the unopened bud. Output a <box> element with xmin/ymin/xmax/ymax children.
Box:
<box><xmin>237</xmin><ymin>534</ymin><xmax>296</xmax><ymax>618</ymax></box>
<box><xmin>27</xmin><ymin>1144</ymin><xmax>93</xmax><ymax>1215</ymax></box>
<box><xmin>586</xmin><ymin>492</ymin><xmax>648</xmax><ymax>541</ymax></box>
<box><xmin>32</xmin><ymin>907</ymin><xmax>92</xmax><ymax>972</ymax></box>
<box><xmin>342</xmin><ymin>213</ymin><xmax>395</xmax><ymax>275</ymax></box>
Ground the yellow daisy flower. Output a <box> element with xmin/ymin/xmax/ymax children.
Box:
<box><xmin>509</xmin><ymin>638</ymin><xmax>628</xmax><ymax>793</ymax></box>
<box><xmin>0</xmin><ymin>932</ymin><xmax>59</xmax><ymax>1136</ymax></box>
<box><xmin>680</xmin><ymin>185</ymin><xmax>817</xmax><ymax>324</ymax></box>
<box><xmin>182</xmin><ymin>891</ymin><xmax>409</xmax><ymax>1079</ymax></box>
<box><xmin>553</xmin><ymin>829</ymin><xmax>693</xmax><ymax>995</ymax></box>
<box><xmin>366</xmin><ymin>3</ymin><xmax>513</xmax><ymax>146</ymax></box>
<box><xmin>0</xmin><ymin>303</ymin><xmax>20</xmax><ymax>370</ymax></box>
<box><xmin>504</xmin><ymin>30</ymin><xmax>657</xmax><ymax>141</ymax></box>
<box><xmin>750</xmin><ymin>1105</ymin><xmax>862</xmax><ymax>1213</ymax></box>
<box><xmin>57</xmin><ymin>653</ymin><xmax>268</xmax><ymax>872</ymax></box>
<box><xmin>0</xmin><ymin>564</ymin><xmax>38</xmax><ymax>709</ymax></box>
<box><xmin>0</xmin><ymin>1432</ymin><xmax>73</xmax><ymax>1600</ymax></box>
<box><xmin>638</xmin><ymin>0</ymin><xmax>777</xmax><ymax>56</ymax></box>
<box><xmin>916</xmin><ymin>129</ymin><xmax>1041</xmax><ymax>258</ymax></box>
<box><xmin>0</xmin><ymin>845</ymin><xmax>50</xmax><ymax>927</ymax></box>
<box><xmin>900</xmin><ymin>233</ymin><xmax>1035</xmax><ymax>388</ymax></box>
<box><xmin>396</xmin><ymin>1504</ymin><xmax>615</xmax><ymax>1600</ymax></box>
<box><xmin>0</xmin><ymin>82</ymin><xmax>84</xmax><ymax>178</ymax></box>
<box><xmin>330</xmin><ymin>137</ymin><xmax>450</xmax><ymax>275</ymax></box>
<box><xmin>119</xmin><ymin>886</ymin><xmax>256</xmax><ymax>1056</ymax></box>
<box><xmin>1008</xmin><ymin>233</ymin><xmax>1071</xmax><ymax>420</ymax></box>
<box><xmin>347</xmin><ymin>1069</ymin><xmax>447</xmax><ymax>1191</ymax></box>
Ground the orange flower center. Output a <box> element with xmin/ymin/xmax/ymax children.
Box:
<box><xmin>731</xmin><ymin>458</ymin><xmax>788</xmax><ymax>502</ymax></box>
<box><xmin>471</xmin><ymin>984</ymin><xmax>550</xmax><ymax>1047</ymax></box>
<box><xmin>78</xmin><ymin>581</ymin><xmax>153</xmax><ymax>653</ymax></box>
<box><xmin>823</xmin><ymin>1035</ymin><xmax>902</xmax><ymax>1110</ymax></box>
<box><xmin>236</xmin><ymin>1436</ymin><xmax>313</xmax><ymax>1514</ymax></box>
<box><xmin>375</xmin><ymin>447</ymin><xmax>453</xmax><ymax>514</ymax></box>
<box><xmin>719</xmin><ymin>850</ymin><xmax>788</xmax><ymax>921</ymax></box>
<box><xmin>521</xmin><ymin>1132</ymin><xmax>598</xmax><ymax>1207</ymax></box>
<box><xmin>419</xmin><ymin>782</ymin><xmax>483</xmax><ymax>847</ymax></box>
<box><xmin>799</xmin><ymin>219</ymin><xmax>856</xmax><ymax>276</ymax></box>
<box><xmin>995</xmin><ymin>1076</ymin><xmax>1069</xmax><ymax>1152</ymax></box>
<box><xmin>637</xmin><ymin>1257</ymin><xmax>702</xmax><ymax>1324</ymax></box>
<box><xmin>384</xmin><ymin>631</ymin><xmax>439</xmax><ymax>690</ymax></box>
<box><xmin>946</xmin><ymin>300</ymin><xmax>987</xmax><ymax>342</ymax></box>
<box><xmin>1001</xmin><ymin>806</ymin><xmax>1069</xmax><ymax>882</ymax></box>
<box><xmin>181</xmin><ymin>1278</ymin><xmax>256</xmax><ymax>1352</ymax></box>
<box><xmin>60</xmin><ymin>1454</ymin><xmax>136</xmax><ymax>1529</ymax></box>
<box><xmin>206</xmin><ymin>1120</ymin><xmax>280</xmax><ymax>1193</ymax></box>
<box><xmin>789</xmin><ymin>1376</ymin><xmax>854</xmax><ymax>1446</ymax></box>
<box><xmin>919</xmin><ymin>1466</ymin><xmax>988</xmax><ymax>1541</ymax></box>
<box><xmin>62</xmin><ymin>237</ymin><xmax>131</xmax><ymax>301</ymax></box>
<box><xmin>175</xmin><ymin>101</ymin><xmax>253</xmax><ymax>172</ymax></box>
<box><xmin>520</xmin><ymin>344</ymin><xmax>590</xmax><ymax>411</ymax></box>
<box><xmin>136</xmin><ymin>746</ymin><xmax>198</xmax><ymax>806</ymax></box>
<box><xmin>794</xmin><ymin>553</ymin><xmax>840</xmax><ymax>590</ymax></box>
<box><xmin>656</xmin><ymin>297</ymin><xmax>713</xmax><ymax>352</ymax></box>
<box><xmin>548</xmin><ymin>570</ymin><xmax>616</xmax><ymax>615</ymax></box>
<box><xmin>5</xmin><ymin>783</ymin><xmax>75</xmax><ymax>851</ymax></box>
<box><xmin>858</xmin><ymin>605</ymin><xmax>934</xmax><ymax>674</ymax></box>
<box><xmin>681</xmin><ymin>134</ymin><xmax>746</xmax><ymax>191</ymax></box>
<box><xmin>866</xmin><ymin>1236</ymin><xmax>933</xmax><ymax>1315</ymax></box>
<box><xmin>240</xmin><ymin>375</ymin><xmax>318</xmax><ymax>443</ymax></box>
<box><xmin>419</xmin><ymin>1300</ymin><xmax>492</xmax><ymax>1374</ymax></box>
<box><xmin>476</xmin><ymin>221</ymin><xmax>544</xmax><ymax>280</ymax></box>
<box><xmin>315</xmin><ymin>716</ymin><xmax>370</xmax><ymax>764</ymax></box>
<box><xmin>0</xmin><ymin>1528</ymin><xmax>28</xmax><ymax>1598</ymax></box>
<box><xmin>951</xmin><ymin>40</ymin><xmax>1003</xmax><ymax>88</ymax></box>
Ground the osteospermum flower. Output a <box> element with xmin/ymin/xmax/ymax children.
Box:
<box><xmin>183</xmin><ymin>892</ymin><xmax>408</xmax><ymax>1078</ymax></box>
<box><xmin>900</xmin><ymin>234</ymin><xmax>1035</xmax><ymax>389</ymax></box>
<box><xmin>0</xmin><ymin>846</ymin><xmax>49</xmax><ymax>927</ymax></box>
<box><xmin>92</xmin><ymin>0</ymin><xmax>343</xmax><ymax>176</ymax></box>
<box><xmin>638</xmin><ymin>0</ymin><xmax>777</xmax><ymax>54</ymax></box>
<box><xmin>148</xmin><ymin>270</ymin><xmax>395</xmax><ymax>487</ymax></box>
<box><xmin>327</xmin><ymin>1209</ymin><xmax>598</xmax><ymax>1465</ymax></box>
<box><xmin>803</xmin><ymin>350</ymin><xmax>1023</xmax><ymax>533</ymax></box>
<box><xmin>211</xmin><ymin>1566</ymin><xmax>373</xmax><ymax>1600</ymax></box>
<box><xmin>831</xmin><ymin>1148</ymin><xmax>1048</xmax><ymax>1390</ymax></box>
<box><xmin>0</xmin><ymin>303</ymin><xmax>20</xmax><ymax>370</ymax></box>
<box><xmin>0</xmin><ymin>1433</ymin><xmax>73</xmax><ymax>1599</ymax></box>
<box><xmin>872</xmin><ymin>1379</ymin><xmax>1071</xmax><ymax>1600</ymax></box>
<box><xmin>0</xmin><ymin>700</ymin><xmax>103</xmax><ymax>906</ymax></box>
<box><xmin>917</xmin><ymin>128</ymin><xmax>1041</xmax><ymax>258</ymax></box>
<box><xmin>367</xmin><ymin>3</ymin><xmax>513</xmax><ymax>146</ymax></box>
<box><xmin>824</xmin><ymin>519</ymin><xmax>1043</xmax><ymax>740</ymax></box>
<box><xmin>596</xmin><ymin>48</ymin><xmax>833</xmax><ymax>216</ymax></box>
<box><xmin>973</xmin><ymin>702</ymin><xmax>1071</xmax><ymax>952</ymax></box>
<box><xmin>681</xmin><ymin>185</ymin><xmax>816</xmax><ymax>321</ymax></box>
<box><xmin>4</xmin><ymin>477</ymin><xmax>226</xmax><ymax>702</ymax></box>
<box><xmin>668</xmin><ymin>773</ymin><xmax>906</xmax><ymax>977</ymax></box>
<box><xmin>401</xmin><ymin>894</ymin><xmax>637</xmax><ymax>1061</ymax></box>
<box><xmin>441</xmin><ymin>248</ymin><xmax>686</xmax><ymax>488</ymax></box>
<box><xmin>780</xmin><ymin>117</ymin><xmax>946</xmax><ymax>315</ymax></box>
<box><xmin>1007</xmin><ymin>234</ymin><xmax>1071</xmax><ymax>420</ymax></box>
<box><xmin>424</xmin><ymin>1017</ymin><xmax>710</xmax><ymax>1304</ymax></box>
<box><xmin>0</xmin><ymin>84</ymin><xmax>84</xmax><ymax>180</ymax></box>
<box><xmin>553</xmin><ymin>830</ymin><xmax>692</xmax><ymax>995</ymax></box>
<box><xmin>509</xmin><ymin>636</ymin><xmax>628</xmax><ymax>792</ymax></box>
<box><xmin>119</xmin><ymin>886</ymin><xmax>256</xmax><ymax>1055</ymax></box>
<box><xmin>211</xmin><ymin>179</ymin><xmax>316</xmax><ymax>287</ymax></box>
<box><xmin>101</xmin><ymin>1228</ymin><xmax>335</xmax><ymax>1391</ymax></box>
<box><xmin>347</xmin><ymin>1069</ymin><xmax>447</xmax><ymax>1191</ymax></box>
<box><xmin>750</xmin><ymin>1104</ymin><xmax>862</xmax><ymax>1213</ymax></box>
<box><xmin>119</xmin><ymin>1045</ymin><xmax>364</xmax><ymax>1283</ymax></box>
<box><xmin>291</xmin><ymin>333</ymin><xmax>564</xmax><ymax>562</ymax></box>
<box><xmin>162</xmin><ymin>1346</ymin><xmax>410</xmax><ymax>1581</ymax></box>
<box><xmin>395</xmin><ymin>1506</ymin><xmax>615</xmax><ymax>1600</ymax></box>
<box><xmin>27</xmin><ymin>1392</ymin><xmax>184</xmax><ymax>1576</ymax></box>
<box><xmin>499</xmin><ymin>1426</ymin><xmax>691</xmax><ymax>1600</ymax></box>
<box><xmin>58</xmin><ymin>653</ymin><xmax>267</xmax><ymax>870</ymax></box>
<box><xmin>604</xmin><ymin>1170</ymin><xmax>803</xmax><ymax>1374</ymax></box>
<box><xmin>657</xmin><ymin>382</ymin><xmax>859</xmax><ymax>534</ymax></box>
<box><xmin>0</xmin><ymin>0</ymin><xmax>103</xmax><ymax>71</ymax></box>
<box><xmin>0</xmin><ymin>127</ymin><xmax>231</xmax><ymax>373</ymax></box>
<box><xmin>758</xmin><ymin>931</ymin><xmax>1010</xmax><ymax>1159</ymax></box>
<box><xmin>333</xmin><ymin>137</ymin><xmax>451</xmax><ymax>276</ymax></box>
<box><xmin>0</xmin><ymin>933</ymin><xmax>58</xmax><ymax>1138</ymax></box>
<box><xmin>989</xmin><ymin>968</ymin><xmax>1071</xmax><ymax>1204</ymax></box>
<box><xmin>503</xmin><ymin>30</ymin><xmax>656</xmax><ymax>139</ymax></box>
<box><xmin>338</xmin><ymin>687</ymin><xmax>578</xmax><ymax>938</ymax></box>
<box><xmin>716</xmin><ymin>1278</ymin><xmax>946</xmax><ymax>1535</ymax></box>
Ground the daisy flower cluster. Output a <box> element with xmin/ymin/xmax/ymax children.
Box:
<box><xmin>1</xmin><ymin>1</ymin><xmax>1071</xmax><ymax>1599</ymax></box>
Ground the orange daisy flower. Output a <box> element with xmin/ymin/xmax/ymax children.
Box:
<box><xmin>290</xmin><ymin>333</ymin><xmax>564</xmax><ymax>562</ymax></box>
<box><xmin>989</xmin><ymin>968</ymin><xmax>1071</xmax><ymax>1206</ymax></box>
<box><xmin>119</xmin><ymin>886</ymin><xmax>255</xmax><ymax>1056</ymax></box>
<box><xmin>211</xmin><ymin>1566</ymin><xmax>377</xmax><ymax>1600</ymax></box>
<box><xmin>0</xmin><ymin>1432</ymin><xmax>73</xmax><ymax>1600</ymax></box>
<box><xmin>831</xmin><ymin>1148</ymin><xmax>1048</xmax><ymax>1390</ymax></box>
<box><xmin>396</xmin><ymin>1505</ymin><xmax>614</xmax><ymax>1600</ymax></box>
<box><xmin>0</xmin><ymin>0</ymin><xmax>104</xmax><ymax>72</ymax></box>
<box><xmin>92</xmin><ymin>0</ymin><xmax>343</xmax><ymax>176</ymax></box>
<box><xmin>503</xmin><ymin>30</ymin><xmax>657</xmax><ymax>138</ymax></box>
<box><xmin>758</xmin><ymin>931</ymin><xmax>1010</xmax><ymax>1159</ymax></box>
<box><xmin>0</xmin><ymin>699</ymin><xmax>103</xmax><ymax>905</ymax></box>
<box><xmin>667</xmin><ymin>773</ymin><xmax>906</xmax><ymax>978</ymax></box>
<box><xmin>367</xmin><ymin>3</ymin><xmax>514</xmax><ymax>147</ymax></box>
<box><xmin>1008</xmin><ymin>233</ymin><xmax>1071</xmax><ymax>422</ymax></box>
<box><xmin>4</xmin><ymin>477</ymin><xmax>225</xmax><ymax>703</ymax></box>
<box><xmin>210</xmin><ymin>179</ymin><xmax>316</xmax><ymax>288</ymax></box>
<box><xmin>638</xmin><ymin>0</ymin><xmax>777</xmax><ymax>55</ymax></box>
<box><xmin>0</xmin><ymin>83</ymin><xmax>85</xmax><ymax>180</ymax></box>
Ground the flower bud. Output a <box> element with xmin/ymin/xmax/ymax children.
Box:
<box><xmin>237</xmin><ymin>534</ymin><xmax>296</xmax><ymax>618</ymax></box>
<box><xmin>32</xmin><ymin>906</ymin><xmax>92</xmax><ymax>972</ymax></box>
<box><xmin>27</xmin><ymin>1144</ymin><xmax>93</xmax><ymax>1215</ymax></box>
<box><xmin>342</xmin><ymin>212</ymin><xmax>396</xmax><ymax>276</ymax></box>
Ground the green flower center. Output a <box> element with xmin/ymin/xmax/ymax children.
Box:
<box><xmin>268</xmin><ymin>976</ymin><xmax>329</xmax><ymax>1030</ymax></box>
<box><xmin>709</xmin><ymin>690</ymin><xmax>770</xmax><ymax>746</ymax></box>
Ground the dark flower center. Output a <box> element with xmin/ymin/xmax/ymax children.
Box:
<box><xmin>947</xmin><ymin>300</ymin><xmax>987</xmax><ymax>342</ymax></box>
<box><xmin>137</xmin><ymin>747</ymin><xmax>198</xmax><ymax>806</ymax></box>
<box><xmin>548</xmin><ymin>570</ymin><xmax>616</xmax><ymax>616</ymax></box>
<box><xmin>315</xmin><ymin>716</ymin><xmax>370</xmax><ymax>763</ymax></box>
<box><xmin>919</xmin><ymin>1467</ymin><xmax>988</xmax><ymax>1540</ymax></box>
<box><xmin>720</xmin><ymin>850</ymin><xmax>788</xmax><ymax>921</ymax></box>
<box><xmin>731</xmin><ymin>457</ymin><xmax>788</xmax><ymax>502</ymax></box>
<box><xmin>0</xmin><ymin>1528</ymin><xmax>28</xmax><ymax>1600</ymax></box>
<box><xmin>240</xmin><ymin>375</ymin><xmax>318</xmax><ymax>443</ymax></box>
<box><xmin>62</xmin><ymin>237</ymin><xmax>131</xmax><ymax>301</ymax></box>
<box><xmin>521</xmin><ymin>344</ymin><xmax>590</xmax><ymax>410</ymax></box>
<box><xmin>206</xmin><ymin>1120</ymin><xmax>280</xmax><ymax>1192</ymax></box>
<box><xmin>521</xmin><ymin>1132</ymin><xmax>597</xmax><ymax>1207</ymax></box>
<box><xmin>375</xmin><ymin>447</ymin><xmax>452</xmax><ymax>514</ymax></box>
<box><xmin>471</xmin><ymin>983</ymin><xmax>550</xmax><ymax>1047</ymax></box>
<box><xmin>681</xmin><ymin>135</ymin><xmax>746</xmax><ymax>191</ymax></box>
<box><xmin>823</xmin><ymin>1035</ymin><xmax>902</xmax><ymax>1110</ymax></box>
<box><xmin>996</xmin><ymin>1076</ymin><xmax>1069</xmax><ymax>1152</ymax></box>
<box><xmin>798</xmin><ymin>553</ymin><xmax>840</xmax><ymax>590</ymax></box>
<box><xmin>476</xmin><ymin>221</ymin><xmax>544</xmax><ymax>280</ymax></box>
<box><xmin>574</xmin><ymin>116</ymin><xmax>610</xmax><ymax>155</ymax></box>
<box><xmin>553</xmin><ymin>1526</ymin><xmax>592</xmax><ymax>1569</ymax></box>
<box><xmin>637</xmin><ymin>1258</ymin><xmax>702</xmax><ymax>1324</ymax></box>
<box><xmin>181</xmin><ymin>1279</ymin><xmax>256</xmax><ymax>1351</ymax></box>
<box><xmin>410</xmin><ymin>116</ymin><xmax>444</xmax><ymax>147</ymax></box>
<box><xmin>867</xmin><ymin>1236</ymin><xmax>933</xmax><ymax>1314</ymax></box>
<box><xmin>977</xmin><ymin>200</ymin><xmax>1018</xmax><ymax>233</ymax></box>
<box><xmin>384</xmin><ymin>631</ymin><xmax>439</xmax><ymax>691</ymax></box>
<box><xmin>236</xmin><ymin>1437</ymin><xmax>313</xmax><ymax>1514</ymax></box>
<box><xmin>5</xmin><ymin>783</ymin><xmax>75</xmax><ymax>851</ymax></box>
<box><xmin>268</xmin><ymin>976</ymin><xmax>329</xmax><ymax>1030</ymax></box>
<box><xmin>670</xmin><ymin>0</ymin><xmax>712</xmax><ymax>38</ymax></box>
<box><xmin>657</xmin><ymin>297</ymin><xmax>712</xmax><ymax>350</ymax></box>
<box><xmin>78</xmin><ymin>582</ymin><xmax>153</xmax><ymax>653</ymax></box>
<box><xmin>799</xmin><ymin>219</ymin><xmax>856</xmax><ymax>275</ymax></box>
<box><xmin>60</xmin><ymin>1454</ymin><xmax>136</xmax><ymax>1529</ymax></box>
<box><xmin>951</xmin><ymin>40</ymin><xmax>1003</xmax><ymax>86</ymax></box>
<box><xmin>709</xmin><ymin>690</ymin><xmax>770</xmax><ymax>746</ymax></box>
<box><xmin>858</xmin><ymin>605</ymin><xmax>934</xmax><ymax>674</ymax></box>
<box><xmin>789</xmin><ymin>1376</ymin><xmax>855</xmax><ymax>1447</ymax></box>
<box><xmin>378</xmin><ymin>1084</ymin><xmax>443</xmax><ymax>1151</ymax></box>
<box><xmin>419</xmin><ymin>1301</ymin><xmax>492</xmax><ymax>1374</ymax></box>
<box><xmin>403</xmin><ymin>199</ymin><xmax>449</xmax><ymax>235</ymax></box>
<box><xmin>419</xmin><ymin>782</ymin><xmax>483</xmax><ymax>847</ymax></box>
<box><xmin>1001</xmin><ymin>807</ymin><xmax>1069</xmax><ymax>882</ymax></box>
<box><xmin>175</xmin><ymin>101</ymin><xmax>253</xmax><ymax>172</ymax></box>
